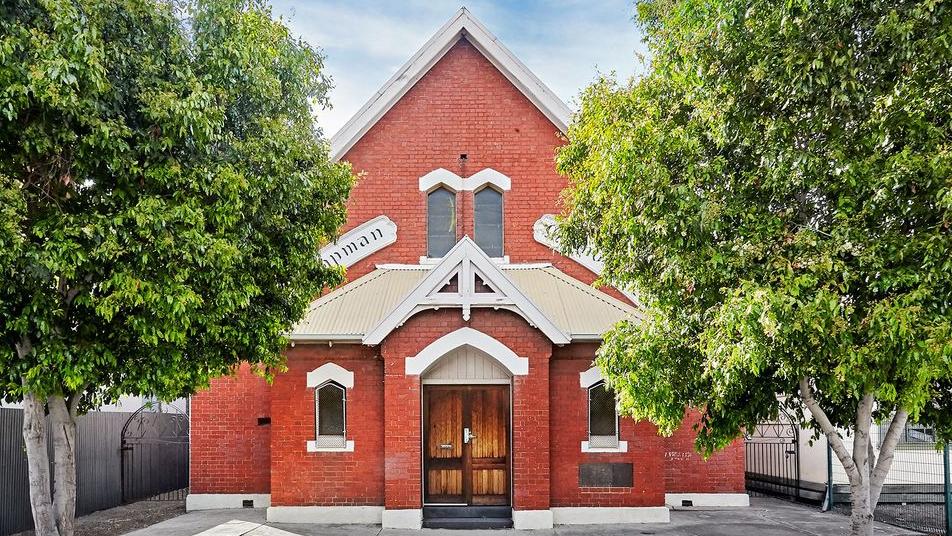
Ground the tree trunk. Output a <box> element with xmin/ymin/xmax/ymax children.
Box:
<box><xmin>850</xmin><ymin>478</ymin><xmax>874</xmax><ymax>536</ymax></box>
<box><xmin>22</xmin><ymin>390</ymin><xmax>59</xmax><ymax>536</ymax></box>
<box><xmin>49</xmin><ymin>396</ymin><xmax>77</xmax><ymax>536</ymax></box>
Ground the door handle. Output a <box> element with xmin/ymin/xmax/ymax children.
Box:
<box><xmin>464</xmin><ymin>427</ymin><xmax>476</xmax><ymax>444</ymax></box>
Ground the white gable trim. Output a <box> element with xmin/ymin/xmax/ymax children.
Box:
<box><xmin>329</xmin><ymin>8</ymin><xmax>572</xmax><ymax>161</ymax></box>
<box><xmin>418</xmin><ymin>167</ymin><xmax>511</xmax><ymax>192</ymax></box>
<box><xmin>306</xmin><ymin>363</ymin><xmax>355</xmax><ymax>389</ymax></box>
<box><xmin>579</xmin><ymin>366</ymin><xmax>604</xmax><ymax>388</ymax></box>
<box><xmin>533</xmin><ymin>214</ymin><xmax>641</xmax><ymax>306</ymax></box>
<box><xmin>363</xmin><ymin>237</ymin><xmax>569</xmax><ymax>345</ymax></box>
<box><xmin>320</xmin><ymin>216</ymin><xmax>397</xmax><ymax>268</ymax></box>
<box><xmin>406</xmin><ymin>327</ymin><xmax>528</xmax><ymax>376</ymax></box>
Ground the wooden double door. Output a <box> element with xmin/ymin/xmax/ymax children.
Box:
<box><xmin>423</xmin><ymin>385</ymin><xmax>510</xmax><ymax>505</ymax></box>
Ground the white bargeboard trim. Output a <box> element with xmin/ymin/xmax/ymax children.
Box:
<box><xmin>266</xmin><ymin>506</ymin><xmax>383</xmax><ymax>524</ymax></box>
<box><xmin>407</xmin><ymin>327</ymin><xmax>527</xmax><ymax>376</ymax></box>
<box><xmin>551</xmin><ymin>507</ymin><xmax>670</xmax><ymax>525</ymax></box>
<box><xmin>665</xmin><ymin>493</ymin><xmax>750</xmax><ymax>508</ymax></box>
<box><xmin>364</xmin><ymin>237</ymin><xmax>569</xmax><ymax>345</ymax></box>
<box><xmin>512</xmin><ymin>509</ymin><xmax>554</xmax><ymax>530</ymax></box>
<box><xmin>186</xmin><ymin>493</ymin><xmax>271</xmax><ymax>511</ymax></box>
<box><xmin>329</xmin><ymin>8</ymin><xmax>570</xmax><ymax>160</ymax></box>
<box><xmin>382</xmin><ymin>508</ymin><xmax>423</xmax><ymax>529</ymax></box>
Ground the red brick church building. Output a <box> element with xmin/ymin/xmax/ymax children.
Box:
<box><xmin>187</xmin><ymin>8</ymin><xmax>746</xmax><ymax>529</ymax></box>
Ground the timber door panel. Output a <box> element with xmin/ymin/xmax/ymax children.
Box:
<box><xmin>423</xmin><ymin>386</ymin><xmax>510</xmax><ymax>506</ymax></box>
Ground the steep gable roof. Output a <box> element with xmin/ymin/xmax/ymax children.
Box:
<box><xmin>329</xmin><ymin>7</ymin><xmax>572</xmax><ymax>161</ymax></box>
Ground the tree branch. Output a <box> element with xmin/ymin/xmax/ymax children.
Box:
<box><xmin>800</xmin><ymin>377</ymin><xmax>860</xmax><ymax>482</ymax></box>
<box><xmin>853</xmin><ymin>393</ymin><xmax>874</xmax><ymax>484</ymax></box>
<box><xmin>870</xmin><ymin>409</ymin><xmax>909</xmax><ymax>507</ymax></box>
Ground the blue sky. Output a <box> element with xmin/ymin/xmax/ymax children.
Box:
<box><xmin>267</xmin><ymin>1</ymin><xmax>648</xmax><ymax>137</ymax></box>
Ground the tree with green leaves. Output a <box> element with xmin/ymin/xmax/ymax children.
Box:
<box><xmin>556</xmin><ymin>1</ymin><xmax>951</xmax><ymax>534</ymax></box>
<box><xmin>0</xmin><ymin>1</ymin><xmax>351</xmax><ymax>534</ymax></box>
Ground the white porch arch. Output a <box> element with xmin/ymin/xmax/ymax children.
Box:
<box><xmin>405</xmin><ymin>327</ymin><xmax>528</xmax><ymax>376</ymax></box>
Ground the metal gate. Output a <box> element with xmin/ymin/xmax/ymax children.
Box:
<box><xmin>120</xmin><ymin>403</ymin><xmax>189</xmax><ymax>502</ymax></box>
<box><xmin>745</xmin><ymin>407</ymin><xmax>801</xmax><ymax>500</ymax></box>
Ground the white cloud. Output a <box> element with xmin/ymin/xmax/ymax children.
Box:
<box><xmin>269</xmin><ymin>1</ymin><xmax>647</xmax><ymax>137</ymax></box>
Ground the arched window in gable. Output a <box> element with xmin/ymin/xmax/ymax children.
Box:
<box><xmin>474</xmin><ymin>186</ymin><xmax>503</xmax><ymax>257</ymax></box>
<box><xmin>427</xmin><ymin>187</ymin><xmax>457</xmax><ymax>258</ymax></box>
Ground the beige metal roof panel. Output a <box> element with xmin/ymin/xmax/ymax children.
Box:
<box><xmin>505</xmin><ymin>267</ymin><xmax>640</xmax><ymax>338</ymax></box>
<box><xmin>292</xmin><ymin>268</ymin><xmax>426</xmax><ymax>339</ymax></box>
<box><xmin>290</xmin><ymin>265</ymin><xmax>639</xmax><ymax>341</ymax></box>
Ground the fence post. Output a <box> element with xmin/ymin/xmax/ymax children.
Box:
<box><xmin>825</xmin><ymin>440</ymin><xmax>834</xmax><ymax>511</ymax></box>
<box><xmin>944</xmin><ymin>442</ymin><xmax>950</xmax><ymax>536</ymax></box>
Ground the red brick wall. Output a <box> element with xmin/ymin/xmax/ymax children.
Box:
<box><xmin>663</xmin><ymin>410</ymin><xmax>746</xmax><ymax>494</ymax></box>
<box><xmin>190</xmin><ymin>363</ymin><xmax>271</xmax><ymax>494</ymax></box>
<box><xmin>269</xmin><ymin>344</ymin><xmax>385</xmax><ymax>506</ymax></box>
<box><xmin>379</xmin><ymin>308</ymin><xmax>552</xmax><ymax>511</ymax></box>
<box><xmin>549</xmin><ymin>349</ymin><xmax>666</xmax><ymax>507</ymax></box>
<box><xmin>336</xmin><ymin>37</ymin><xmax>631</xmax><ymax>305</ymax></box>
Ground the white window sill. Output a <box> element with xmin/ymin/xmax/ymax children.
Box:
<box><xmin>420</xmin><ymin>255</ymin><xmax>509</xmax><ymax>265</ymax></box>
<box><xmin>307</xmin><ymin>440</ymin><xmax>354</xmax><ymax>452</ymax></box>
<box><xmin>581</xmin><ymin>440</ymin><xmax>627</xmax><ymax>453</ymax></box>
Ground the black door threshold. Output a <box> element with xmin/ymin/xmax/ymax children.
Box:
<box><xmin>422</xmin><ymin>505</ymin><xmax>513</xmax><ymax>529</ymax></box>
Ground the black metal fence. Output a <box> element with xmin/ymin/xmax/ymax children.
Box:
<box><xmin>0</xmin><ymin>405</ymin><xmax>188</xmax><ymax>536</ymax></box>
<box><xmin>829</xmin><ymin>427</ymin><xmax>951</xmax><ymax>536</ymax></box>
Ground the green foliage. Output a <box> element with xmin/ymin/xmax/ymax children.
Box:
<box><xmin>0</xmin><ymin>0</ymin><xmax>352</xmax><ymax>407</ymax></box>
<box><xmin>557</xmin><ymin>0</ymin><xmax>952</xmax><ymax>454</ymax></box>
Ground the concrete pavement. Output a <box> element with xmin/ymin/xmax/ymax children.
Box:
<box><xmin>122</xmin><ymin>497</ymin><xmax>924</xmax><ymax>536</ymax></box>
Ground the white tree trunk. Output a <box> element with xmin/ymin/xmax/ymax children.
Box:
<box><xmin>49</xmin><ymin>396</ymin><xmax>77</xmax><ymax>536</ymax></box>
<box><xmin>799</xmin><ymin>377</ymin><xmax>908</xmax><ymax>536</ymax></box>
<box><xmin>22</xmin><ymin>389</ymin><xmax>59</xmax><ymax>536</ymax></box>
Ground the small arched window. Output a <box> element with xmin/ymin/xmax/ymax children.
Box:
<box><xmin>427</xmin><ymin>187</ymin><xmax>457</xmax><ymax>257</ymax></box>
<box><xmin>587</xmin><ymin>381</ymin><xmax>618</xmax><ymax>448</ymax></box>
<box><xmin>315</xmin><ymin>382</ymin><xmax>346</xmax><ymax>449</ymax></box>
<box><xmin>474</xmin><ymin>187</ymin><xmax>503</xmax><ymax>257</ymax></box>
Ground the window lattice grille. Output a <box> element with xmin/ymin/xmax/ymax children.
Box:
<box><xmin>588</xmin><ymin>382</ymin><xmax>618</xmax><ymax>448</ymax></box>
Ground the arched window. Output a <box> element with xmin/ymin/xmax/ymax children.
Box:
<box><xmin>587</xmin><ymin>381</ymin><xmax>618</xmax><ymax>448</ymax></box>
<box><xmin>427</xmin><ymin>187</ymin><xmax>457</xmax><ymax>257</ymax></box>
<box><xmin>315</xmin><ymin>382</ymin><xmax>346</xmax><ymax>449</ymax></box>
<box><xmin>474</xmin><ymin>187</ymin><xmax>503</xmax><ymax>257</ymax></box>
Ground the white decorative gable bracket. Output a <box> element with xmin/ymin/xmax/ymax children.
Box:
<box><xmin>363</xmin><ymin>237</ymin><xmax>569</xmax><ymax>345</ymax></box>
<box><xmin>320</xmin><ymin>216</ymin><xmax>397</xmax><ymax>268</ymax></box>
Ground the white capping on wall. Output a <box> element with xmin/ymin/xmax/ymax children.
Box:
<box><xmin>382</xmin><ymin>508</ymin><xmax>423</xmax><ymax>529</ymax></box>
<box><xmin>320</xmin><ymin>215</ymin><xmax>397</xmax><ymax>269</ymax></box>
<box><xmin>579</xmin><ymin>366</ymin><xmax>604</xmax><ymax>388</ymax></box>
<box><xmin>418</xmin><ymin>167</ymin><xmax>512</xmax><ymax>192</ymax></box>
<box><xmin>665</xmin><ymin>493</ymin><xmax>750</xmax><ymax>508</ymax></box>
<box><xmin>306</xmin><ymin>363</ymin><xmax>354</xmax><ymax>389</ymax></box>
<box><xmin>512</xmin><ymin>509</ymin><xmax>554</xmax><ymax>529</ymax></box>
<box><xmin>266</xmin><ymin>506</ymin><xmax>384</xmax><ymax>524</ymax></box>
<box><xmin>186</xmin><ymin>493</ymin><xmax>271</xmax><ymax>511</ymax></box>
<box><xmin>406</xmin><ymin>327</ymin><xmax>528</xmax><ymax>376</ymax></box>
<box><xmin>551</xmin><ymin>507</ymin><xmax>670</xmax><ymax>524</ymax></box>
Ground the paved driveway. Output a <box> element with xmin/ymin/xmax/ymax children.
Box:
<box><xmin>123</xmin><ymin>497</ymin><xmax>924</xmax><ymax>536</ymax></box>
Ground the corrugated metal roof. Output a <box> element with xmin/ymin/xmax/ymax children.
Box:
<box><xmin>291</xmin><ymin>265</ymin><xmax>639</xmax><ymax>341</ymax></box>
